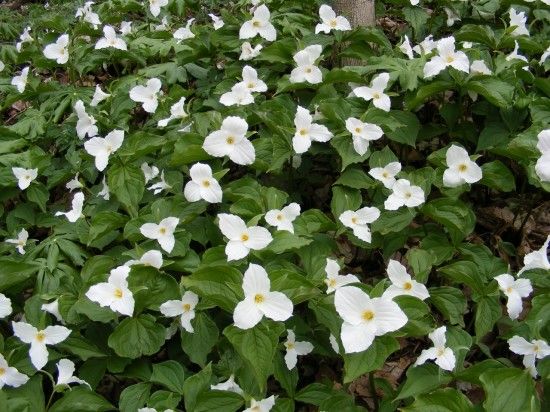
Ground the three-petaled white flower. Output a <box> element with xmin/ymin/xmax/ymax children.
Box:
<box><xmin>244</xmin><ymin>395</ymin><xmax>276</xmax><ymax>412</ymax></box>
<box><xmin>158</xmin><ymin>97</ymin><xmax>188</xmax><ymax>127</ymax></box>
<box><xmin>43</xmin><ymin>34</ymin><xmax>70</xmax><ymax>64</ymax></box>
<box><xmin>220</xmin><ymin>83</ymin><xmax>254</xmax><ymax>107</ymax></box>
<box><xmin>540</xmin><ymin>45</ymin><xmax>550</xmax><ymax>66</ymax></box>
<box><xmin>141</xmin><ymin>162</ymin><xmax>160</xmax><ymax>184</ymax></box>
<box><xmin>414</xmin><ymin>326</ymin><xmax>456</xmax><ymax>371</ymax></box>
<box><xmin>508</xmin><ymin>335</ymin><xmax>550</xmax><ymax>377</ymax></box>
<box><xmin>184</xmin><ymin>163</ymin><xmax>223</xmax><ymax>203</ymax></box>
<box><xmin>442</xmin><ymin>145</ymin><xmax>482</xmax><ymax>187</ymax></box>
<box><xmin>324</xmin><ymin>258</ymin><xmax>359</xmax><ymax>294</ymax></box>
<box><xmin>41</xmin><ymin>299</ymin><xmax>63</xmax><ymax>322</ymax></box>
<box><xmin>74</xmin><ymin>100</ymin><xmax>98</xmax><ymax>139</ymax></box>
<box><xmin>506</xmin><ymin>41</ymin><xmax>529</xmax><ymax>64</ymax></box>
<box><xmin>334</xmin><ymin>286</ymin><xmax>408</xmax><ymax>353</ymax></box>
<box><xmin>11</xmin><ymin>66</ymin><xmax>30</xmax><ymax>93</ymax></box>
<box><xmin>237</xmin><ymin>65</ymin><xmax>268</xmax><ymax>93</ymax></box>
<box><xmin>239</xmin><ymin>4</ymin><xmax>276</xmax><ymax>42</ymax></box>
<box><xmin>218</xmin><ymin>214</ymin><xmax>272</xmax><ymax>261</ymax></box>
<box><xmin>148</xmin><ymin>170</ymin><xmax>171</xmax><ymax>195</ymax></box>
<box><xmin>413</xmin><ymin>35</ymin><xmax>437</xmax><ymax>56</ymax></box>
<box><xmin>86</xmin><ymin>265</ymin><xmax>134</xmax><ymax>316</ymax></box>
<box><xmin>284</xmin><ymin>330</ymin><xmax>313</xmax><ymax>370</ymax></box>
<box><xmin>12</xmin><ymin>167</ymin><xmax>37</xmax><ymax>190</ymax></box>
<box><xmin>12</xmin><ymin>321</ymin><xmax>71</xmax><ymax>370</ymax></box>
<box><xmin>339</xmin><ymin>207</ymin><xmax>380</xmax><ymax>243</ymax></box>
<box><xmin>352</xmin><ymin>73</ymin><xmax>392</xmax><ymax>112</ymax></box>
<box><xmin>535</xmin><ymin>129</ymin><xmax>550</xmax><ymax>182</ymax></box>
<box><xmin>345</xmin><ymin>117</ymin><xmax>383</xmax><ymax>155</ymax></box>
<box><xmin>509</xmin><ymin>8</ymin><xmax>529</xmax><ymax>37</ymax></box>
<box><xmin>423</xmin><ymin>36</ymin><xmax>469</xmax><ymax>78</ymax></box>
<box><xmin>369</xmin><ymin>162</ymin><xmax>401</xmax><ymax>189</ymax></box>
<box><xmin>84</xmin><ymin>129</ymin><xmax>124</xmax><ymax>172</ymax></box>
<box><xmin>209</xmin><ymin>14</ymin><xmax>224</xmax><ymax>30</ymax></box>
<box><xmin>264</xmin><ymin>203</ymin><xmax>300</xmax><ymax>233</ymax></box>
<box><xmin>98</xmin><ymin>176</ymin><xmax>110</xmax><ymax>200</ymax></box>
<box><xmin>5</xmin><ymin>228</ymin><xmax>29</xmax><ymax>255</ymax></box>
<box><xmin>55</xmin><ymin>359</ymin><xmax>90</xmax><ymax>388</ymax></box>
<box><xmin>0</xmin><ymin>293</ymin><xmax>12</xmax><ymax>318</ymax></box>
<box><xmin>148</xmin><ymin>0</ymin><xmax>168</xmax><ymax>17</ymax></box>
<box><xmin>292</xmin><ymin>105</ymin><xmax>333</xmax><ymax>154</ymax></box>
<box><xmin>382</xmin><ymin>259</ymin><xmax>430</xmax><ymax>301</ymax></box>
<box><xmin>384</xmin><ymin>179</ymin><xmax>425</xmax><ymax>210</ymax></box>
<box><xmin>66</xmin><ymin>173</ymin><xmax>83</xmax><ymax>192</ymax></box>
<box><xmin>233</xmin><ymin>263</ymin><xmax>293</xmax><ymax>329</ymax></box>
<box><xmin>120</xmin><ymin>21</ymin><xmax>132</xmax><ymax>35</ymax></box>
<box><xmin>0</xmin><ymin>353</ymin><xmax>28</xmax><ymax>389</ymax></box>
<box><xmin>203</xmin><ymin>116</ymin><xmax>255</xmax><ymax>165</ymax></box>
<box><xmin>399</xmin><ymin>35</ymin><xmax>414</xmax><ymax>59</ymax></box>
<box><xmin>240</xmin><ymin>42</ymin><xmax>262</xmax><ymax>61</ymax></box>
<box><xmin>315</xmin><ymin>5</ymin><xmax>351</xmax><ymax>34</ymax></box>
<box><xmin>16</xmin><ymin>26</ymin><xmax>33</xmax><ymax>53</ymax></box>
<box><xmin>210</xmin><ymin>375</ymin><xmax>243</xmax><ymax>395</ymax></box>
<box><xmin>174</xmin><ymin>18</ymin><xmax>195</xmax><ymax>43</ymax></box>
<box><xmin>494</xmin><ymin>274</ymin><xmax>532</xmax><ymax>320</ymax></box>
<box><xmin>55</xmin><ymin>192</ymin><xmax>84</xmax><ymax>222</ymax></box>
<box><xmin>129</xmin><ymin>78</ymin><xmax>162</xmax><ymax>113</ymax></box>
<box><xmin>125</xmin><ymin>250</ymin><xmax>163</xmax><ymax>269</ymax></box>
<box><xmin>160</xmin><ymin>291</ymin><xmax>199</xmax><ymax>333</ymax></box>
<box><xmin>470</xmin><ymin>60</ymin><xmax>492</xmax><ymax>75</ymax></box>
<box><xmin>290</xmin><ymin>45</ymin><xmax>323</xmax><ymax>84</ymax></box>
<box><xmin>517</xmin><ymin>235</ymin><xmax>550</xmax><ymax>276</ymax></box>
<box><xmin>95</xmin><ymin>25</ymin><xmax>127</xmax><ymax>50</ymax></box>
<box><xmin>140</xmin><ymin>217</ymin><xmax>179</xmax><ymax>253</ymax></box>
<box><xmin>75</xmin><ymin>1</ymin><xmax>101</xmax><ymax>28</ymax></box>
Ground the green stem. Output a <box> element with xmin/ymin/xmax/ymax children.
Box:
<box><xmin>369</xmin><ymin>371</ymin><xmax>379</xmax><ymax>411</ymax></box>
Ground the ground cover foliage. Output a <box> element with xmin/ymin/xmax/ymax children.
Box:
<box><xmin>0</xmin><ymin>0</ymin><xmax>550</xmax><ymax>410</ymax></box>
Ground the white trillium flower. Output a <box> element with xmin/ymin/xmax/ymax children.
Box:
<box><xmin>0</xmin><ymin>293</ymin><xmax>13</xmax><ymax>318</ymax></box>
<box><xmin>423</xmin><ymin>36</ymin><xmax>469</xmax><ymax>78</ymax></box>
<box><xmin>56</xmin><ymin>359</ymin><xmax>90</xmax><ymax>388</ymax></box>
<box><xmin>470</xmin><ymin>60</ymin><xmax>492</xmax><ymax>75</ymax></box>
<box><xmin>203</xmin><ymin>116</ymin><xmax>255</xmax><ymax>165</ymax></box>
<box><xmin>369</xmin><ymin>162</ymin><xmax>402</xmax><ymax>189</ymax></box>
<box><xmin>292</xmin><ymin>105</ymin><xmax>333</xmax><ymax>154</ymax></box>
<box><xmin>95</xmin><ymin>25</ymin><xmax>127</xmax><ymax>50</ymax></box>
<box><xmin>0</xmin><ymin>60</ymin><xmax>4</xmax><ymax>72</ymax></box>
<box><xmin>11</xmin><ymin>66</ymin><xmax>30</xmax><ymax>93</ymax></box>
<box><xmin>244</xmin><ymin>396</ymin><xmax>276</xmax><ymax>412</ymax></box>
<box><xmin>233</xmin><ymin>263</ymin><xmax>293</xmax><ymax>329</ymax></box>
<box><xmin>352</xmin><ymin>73</ymin><xmax>392</xmax><ymax>112</ymax></box>
<box><xmin>494</xmin><ymin>274</ymin><xmax>532</xmax><ymax>320</ymax></box>
<box><xmin>120</xmin><ymin>21</ymin><xmax>132</xmax><ymax>35</ymax></box>
<box><xmin>345</xmin><ymin>117</ymin><xmax>383</xmax><ymax>155</ymax></box>
<box><xmin>75</xmin><ymin>1</ymin><xmax>101</xmax><ymax>28</ymax></box>
<box><xmin>0</xmin><ymin>353</ymin><xmax>28</xmax><ymax>389</ymax></box>
<box><xmin>506</xmin><ymin>41</ymin><xmax>529</xmax><ymax>64</ymax></box>
<box><xmin>220</xmin><ymin>82</ymin><xmax>254</xmax><ymax>107</ymax></box>
<box><xmin>315</xmin><ymin>5</ymin><xmax>351</xmax><ymax>34</ymax></box>
<box><xmin>329</xmin><ymin>333</ymin><xmax>340</xmax><ymax>353</ymax></box>
<box><xmin>517</xmin><ymin>235</ymin><xmax>550</xmax><ymax>275</ymax></box>
<box><xmin>154</xmin><ymin>16</ymin><xmax>169</xmax><ymax>31</ymax></box>
<box><xmin>86</xmin><ymin>265</ymin><xmax>134</xmax><ymax>316</ymax></box>
<box><xmin>41</xmin><ymin>300</ymin><xmax>63</xmax><ymax>322</ymax></box>
<box><xmin>540</xmin><ymin>46</ymin><xmax>550</xmax><ymax>66</ymax></box>
<box><xmin>413</xmin><ymin>35</ymin><xmax>437</xmax><ymax>56</ymax></box>
<box><xmin>149</xmin><ymin>0</ymin><xmax>168</xmax><ymax>17</ymax></box>
<box><xmin>16</xmin><ymin>27</ymin><xmax>33</xmax><ymax>52</ymax></box>
<box><xmin>509</xmin><ymin>335</ymin><xmax>550</xmax><ymax>377</ymax></box>
<box><xmin>414</xmin><ymin>326</ymin><xmax>456</xmax><ymax>371</ymax></box>
<box><xmin>209</xmin><ymin>14</ymin><xmax>224</xmax><ymax>30</ymax></box>
<box><xmin>334</xmin><ymin>286</ymin><xmax>408</xmax><ymax>353</ymax></box>
<box><xmin>74</xmin><ymin>100</ymin><xmax>98</xmax><ymax>139</ymax></box>
<box><xmin>84</xmin><ymin>129</ymin><xmax>124</xmax><ymax>172</ymax></box>
<box><xmin>237</xmin><ymin>65</ymin><xmax>268</xmax><ymax>93</ymax></box>
<box><xmin>240</xmin><ymin>42</ymin><xmax>263</xmax><ymax>61</ymax></box>
<box><xmin>125</xmin><ymin>250</ymin><xmax>163</xmax><ymax>269</ymax></box>
<box><xmin>384</xmin><ymin>179</ymin><xmax>425</xmax><ymax>210</ymax></box>
<box><xmin>399</xmin><ymin>35</ymin><xmax>414</xmax><ymax>59</ymax></box>
<box><xmin>442</xmin><ymin>145</ymin><xmax>482</xmax><ymax>187</ymax></box>
<box><xmin>462</xmin><ymin>42</ymin><xmax>473</xmax><ymax>49</ymax></box>
<box><xmin>239</xmin><ymin>4</ymin><xmax>276</xmax><ymax>42</ymax></box>
<box><xmin>290</xmin><ymin>45</ymin><xmax>323</xmax><ymax>84</ymax></box>
<box><xmin>184</xmin><ymin>163</ymin><xmax>222</xmax><ymax>203</ymax></box>
<box><xmin>509</xmin><ymin>8</ymin><xmax>529</xmax><ymax>37</ymax></box>
<box><xmin>324</xmin><ymin>258</ymin><xmax>359</xmax><ymax>294</ymax></box>
<box><xmin>98</xmin><ymin>175</ymin><xmax>110</xmax><ymax>200</ymax></box>
<box><xmin>140</xmin><ymin>217</ymin><xmax>179</xmax><ymax>253</ymax></box>
<box><xmin>444</xmin><ymin>7</ymin><xmax>460</xmax><ymax>27</ymax></box>
<box><xmin>5</xmin><ymin>228</ymin><xmax>29</xmax><ymax>255</ymax></box>
<box><xmin>158</xmin><ymin>97</ymin><xmax>188</xmax><ymax>127</ymax></box>
<box><xmin>210</xmin><ymin>375</ymin><xmax>243</xmax><ymax>395</ymax></box>
<box><xmin>43</xmin><ymin>34</ymin><xmax>70</xmax><ymax>64</ymax></box>
<box><xmin>284</xmin><ymin>330</ymin><xmax>313</xmax><ymax>370</ymax></box>
<box><xmin>382</xmin><ymin>259</ymin><xmax>430</xmax><ymax>301</ymax></box>
<box><xmin>218</xmin><ymin>214</ymin><xmax>272</xmax><ymax>261</ymax></box>
<box><xmin>66</xmin><ymin>173</ymin><xmax>83</xmax><ymax>191</ymax></box>
<box><xmin>129</xmin><ymin>78</ymin><xmax>162</xmax><ymax>113</ymax></box>
<box><xmin>12</xmin><ymin>167</ymin><xmax>38</xmax><ymax>190</ymax></box>
<box><xmin>141</xmin><ymin>162</ymin><xmax>160</xmax><ymax>183</ymax></box>
<box><xmin>174</xmin><ymin>19</ymin><xmax>195</xmax><ymax>43</ymax></box>
<box><xmin>264</xmin><ymin>203</ymin><xmax>300</xmax><ymax>233</ymax></box>
<box><xmin>535</xmin><ymin>129</ymin><xmax>550</xmax><ymax>182</ymax></box>
<box><xmin>339</xmin><ymin>207</ymin><xmax>380</xmax><ymax>243</ymax></box>
<box><xmin>12</xmin><ymin>321</ymin><xmax>71</xmax><ymax>370</ymax></box>
<box><xmin>160</xmin><ymin>291</ymin><xmax>199</xmax><ymax>333</ymax></box>
<box><xmin>148</xmin><ymin>170</ymin><xmax>171</xmax><ymax>195</ymax></box>
<box><xmin>410</xmin><ymin>0</ymin><xmax>419</xmax><ymax>5</ymax></box>
<box><xmin>55</xmin><ymin>192</ymin><xmax>85</xmax><ymax>222</ymax></box>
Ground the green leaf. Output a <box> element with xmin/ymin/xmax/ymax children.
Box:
<box><xmin>119</xmin><ymin>383</ymin><xmax>151</xmax><ymax>412</ymax></box>
<box><xmin>438</xmin><ymin>261</ymin><xmax>485</xmax><ymax>295</ymax></box>
<box><xmin>402</xmin><ymin>387</ymin><xmax>475</xmax><ymax>412</ymax></box>
<box><xmin>266</xmin><ymin>231</ymin><xmax>312</xmax><ymax>254</ymax></box>
<box><xmin>429</xmin><ymin>287</ymin><xmax>467</xmax><ymax>326</ymax></box>
<box><xmin>57</xmin><ymin>335</ymin><xmax>106</xmax><ymax>360</ymax></box>
<box><xmin>406</xmin><ymin>80</ymin><xmax>455</xmax><ymax>110</ymax></box>
<box><xmin>295</xmin><ymin>383</ymin><xmax>336</xmax><ymax>406</ymax></box>
<box><xmin>49</xmin><ymin>388</ymin><xmax>114</xmax><ymax>412</ymax></box>
<box><xmin>270</xmin><ymin>269</ymin><xmax>320</xmax><ymax>304</ymax></box>
<box><xmin>331</xmin><ymin>186</ymin><xmax>362</xmax><ymax>219</ymax></box>
<box><xmin>194</xmin><ymin>391</ymin><xmax>243</xmax><ymax>412</ymax></box>
<box><xmin>474</xmin><ymin>295</ymin><xmax>501</xmax><ymax>340</ymax></box>
<box><xmin>224</xmin><ymin>321</ymin><xmax>285</xmax><ymax>392</ymax></box>
<box><xmin>108</xmin><ymin>314</ymin><xmax>165</xmax><ymax>359</ymax></box>
<box><xmin>330</xmin><ymin>134</ymin><xmax>370</xmax><ymax>171</ymax></box>
<box><xmin>181</xmin><ymin>313</ymin><xmax>219</xmax><ymax>367</ymax></box>
<box><xmin>107</xmin><ymin>161</ymin><xmax>145</xmax><ymax>217</ymax></box>
<box><xmin>128</xmin><ymin>266</ymin><xmax>180</xmax><ymax>311</ymax></box>
<box><xmin>343</xmin><ymin>336</ymin><xmax>400</xmax><ymax>383</ymax></box>
<box><xmin>479</xmin><ymin>368</ymin><xmax>540</xmax><ymax>412</ymax></box>
<box><xmin>150</xmin><ymin>361</ymin><xmax>185</xmax><ymax>395</ymax></box>
<box><xmin>273</xmin><ymin>352</ymin><xmax>298</xmax><ymax>397</ymax></box>
<box><xmin>183</xmin><ymin>364</ymin><xmax>212</xmax><ymax>412</ymax></box>
<box><xmin>26</xmin><ymin>183</ymin><xmax>49</xmax><ymax>212</ymax></box>
<box><xmin>0</xmin><ymin>259</ymin><xmax>40</xmax><ymax>291</ymax></box>
<box><xmin>480</xmin><ymin>160</ymin><xmax>516</xmax><ymax>192</ymax></box>
<box><xmin>384</xmin><ymin>110</ymin><xmax>421</xmax><ymax>147</ymax></box>
<box><xmin>465</xmin><ymin>77</ymin><xmax>515</xmax><ymax>108</ymax></box>
<box><xmin>371</xmin><ymin>208</ymin><xmax>416</xmax><ymax>235</ymax></box>
<box><xmin>88</xmin><ymin>212</ymin><xmax>128</xmax><ymax>245</ymax></box>
<box><xmin>4</xmin><ymin>375</ymin><xmax>45</xmax><ymax>412</ymax></box>
<box><xmin>335</xmin><ymin>167</ymin><xmax>375</xmax><ymax>189</ymax></box>
<box><xmin>422</xmin><ymin>198</ymin><xmax>475</xmax><ymax>242</ymax></box>
<box><xmin>396</xmin><ymin>364</ymin><xmax>453</xmax><ymax>400</ymax></box>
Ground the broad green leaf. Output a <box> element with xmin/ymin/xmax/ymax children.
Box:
<box><xmin>181</xmin><ymin>313</ymin><xmax>219</xmax><ymax>367</ymax></box>
<box><xmin>150</xmin><ymin>361</ymin><xmax>185</xmax><ymax>395</ymax></box>
<box><xmin>183</xmin><ymin>364</ymin><xmax>212</xmax><ymax>412</ymax></box>
<box><xmin>479</xmin><ymin>368</ymin><xmax>540</xmax><ymax>412</ymax></box>
<box><xmin>396</xmin><ymin>364</ymin><xmax>453</xmax><ymax>400</ymax></box>
<box><xmin>49</xmin><ymin>388</ymin><xmax>114</xmax><ymax>412</ymax></box>
<box><xmin>343</xmin><ymin>336</ymin><xmax>400</xmax><ymax>383</ymax></box>
<box><xmin>266</xmin><ymin>231</ymin><xmax>313</xmax><ymax>254</ymax></box>
<box><xmin>429</xmin><ymin>286</ymin><xmax>467</xmax><ymax>326</ymax></box>
<box><xmin>108</xmin><ymin>314</ymin><xmax>165</xmax><ymax>359</ymax></box>
<box><xmin>402</xmin><ymin>387</ymin><xmax>475</xmax><ymax>412</ymax></box>
<box><xmin>107</xmin><ymin>161</ymin><xmax>145</xmax><ymax>217</ymax></box>
<box><xmin>118</xmin><ymin>383</ymin><xmax>151</xmax><ymax>412</ymax></box>
<box><xmin>474</xmin><ymin>295</ymin><xmax>501</xmax><ymax>340</ymax></box>
<box><xmin>480</xmin><ymin>160</ymin><xmax>516</xmax><ymax>192</ymax></box>
<box><xmin>465</xmin><ymin>77</ymin><xmax>514</xmax><ymax>108</ymax></box>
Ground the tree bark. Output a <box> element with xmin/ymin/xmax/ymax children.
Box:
<box><xmin>333</xmin><ymin>0</ymin><xmax>375</xmax><ymax>66</ymax></box>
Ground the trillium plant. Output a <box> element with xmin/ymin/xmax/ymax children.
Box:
<box><xmin>0</xmin><ymin>0</ymin><xmax>549</xmax><ymax>410</ymax></box>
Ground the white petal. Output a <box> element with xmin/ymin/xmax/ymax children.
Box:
<box><xmin>242</xmin><ymin>263</ymin><xmax>271</xmax><ymax>296</ymax></box>
<box><xmin>435</xmin><ymin>347</ymin><xmax>456</xmax><ymax>371</ymax></box>
<box><xmin>218</xmin><ymin>213</ymin><xmax>246</xmax><ymax>239</ymax></box>
<box><xmin>341</xmin><ymin>322</ymin><xmax>376</xmax><ymax>353</ymax></box>
<box><xmin>43</xmin><ymin>325</ymin><xmax>71</xmax><ymax>344</ymax></box>
<box><xmin>226</xmin><ymin>240</ymin><xmax>250</xmax><ymax>261</ymax></box>
<box><xmin>233</xmin><ymin>298</ymin><xmax>263</xmax><ymax>329</ymax></box>
<box><xmin>334</xmin><ymin>286</ymin><xmax>371</xmax><ymax>325</ymax></box>
<box><xmin>260</xmin><ymin>291</ymin><xmax>293</xmax><ymax>321</ymax></box>
<box><xmin>12</xmin><ymin>321</ymin><xmax>37</xmax><ymax>343</ymax></box>
<box><xmin>243</xmin><ymin>226</ymin><xmax>272</xmax><ymax>250</ymax></box>
<box><xmin>29</xmin><ymin>342</ymin><xmax>49</xmax><ymax>370</ymax></box>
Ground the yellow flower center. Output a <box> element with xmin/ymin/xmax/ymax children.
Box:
<box><xmin>362</xmin><ymin>310</ymin><xmax>374</xmax><ymax>321</ymax></box>
<box><xmin>330</xmin><ymin>19</ymin><xmax>337</xmax><ymax>28</ymax></box>
<box><xmin>354</xmin><ymin>127</ymin><xmax>362</xmax><ymax>134</ymax></box>
<box><xmin>458</xmin><ymin>163</ymin><xmax>468</xmax><ymax>172</ymax></box>
<box><xmin>226</xmin><ymin>136</ymin><xmax>235</xmax><ymax>144</ymax></box>
<box><xmin>305</xmin><ymin>67</ymin><xmax>312</xmax><ymax>73</ymax></box>
<box><xmin>114</xmin><ymin>288</ymin><xmax>123</xmax><ymax>298</ymax></box>
<box><xmin>183</xmin><ymin>303</ymin><xmax>191</xmax><ymax>312</ymax></box>
<box><xmin>351</xmin><ymin>217</ymin><xmax>358</xmax><ymax>224</ymax></box>
<box><xmin>506</xmin><ymin>287</ymin><xmax>513</xmax><ymax>294</ymax></box>
<box><xmin>247</xmin><ymin>82</ymin><xmax>255</xmax><ymax>89</ymax></box>
<box><xmin>327</xmin><ymin>278</ymin><xmax>337</xmax><ymax>288</ymax></box>
<box><xmin>201</xmin><ymin>180</ymin><xmax>211</xmax><ymax>187</ymax></box>
<box><xmin>25</xmin><ymin>175</ymin><xmax>31</xmax><ymax>180</ymax></box>
<box><xmin>254</xmin><ymin>293</ymin><xmax>265</xmax><ymax>303</ymax></box>
<box><xmin>241</xmin><ymin>233</ymin><xmax>249</xmax><ymax>242</ymax></box>
<box><xmin>285</xmin><ymin>341</ymin><xmax>295</xmax><ymax>350</ymax></box>
<box><xmin>36</xmin><ymin>332</ymin><xmax>46</xmax><ymax>342</ymax></box>
<box><xmin>446</xmin><ymin>56</ymin><xmax>454</xmax><ymax>63</ymax></box>
<box><xmin>436</xmin><ymin>347</ymin><xmax>445</xmax><ymax>356</ymax></box>
<box><xmin>299</xmin><ymin>128</ymin><xmax>308</xmax><ymax>136</ymax></box>
<box><xmin>382</xmin><ymin>171</ymin><xmax>389</xmax><ymax>178</ymax></box>
<box><xmin>159</xmin><ymin>227</ymin><xmax>167</xmax><ymax>235</ymax></box>
<box><xmin>0</xmin><ymin>367</ymin><xmax>5</xmax><ymax>376</ymax></box>
<box><xmin>403</xmin><ymin>282</ymin><xmax>413</xmax><ymax>290</ymax></box>
<box><xmin>534</xmin><ymin>345</ymin><xmax>540</xmax><ymax>353</ymax></box>
<box><xmin>404</xmin><ymin>192</ymin><xmax>412</xmax><ymax>199</ymax></box>
<box><xmin>252</xmin><ymin>20</ymin><xmax>261</xmax><ymax>28</ymax></box>
<box><xmin>373</xmin><ymin>92</ymin><xmax>380</xmax><ymax>100</ymax></box>
<box><xmin>276</xmin><ymin>214</ymin><xmax>284</xmax><ymax>221</ymax></box>
<box><xmin>106</xmin><ymin>145</ymin><xmax>113</xmax><ymax>153</ymax></box>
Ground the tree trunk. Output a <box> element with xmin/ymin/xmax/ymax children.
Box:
<box><xmin>333</xmin><ymin>0</ymin><xmax>375</xmax><ymax>66</ymax></box>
